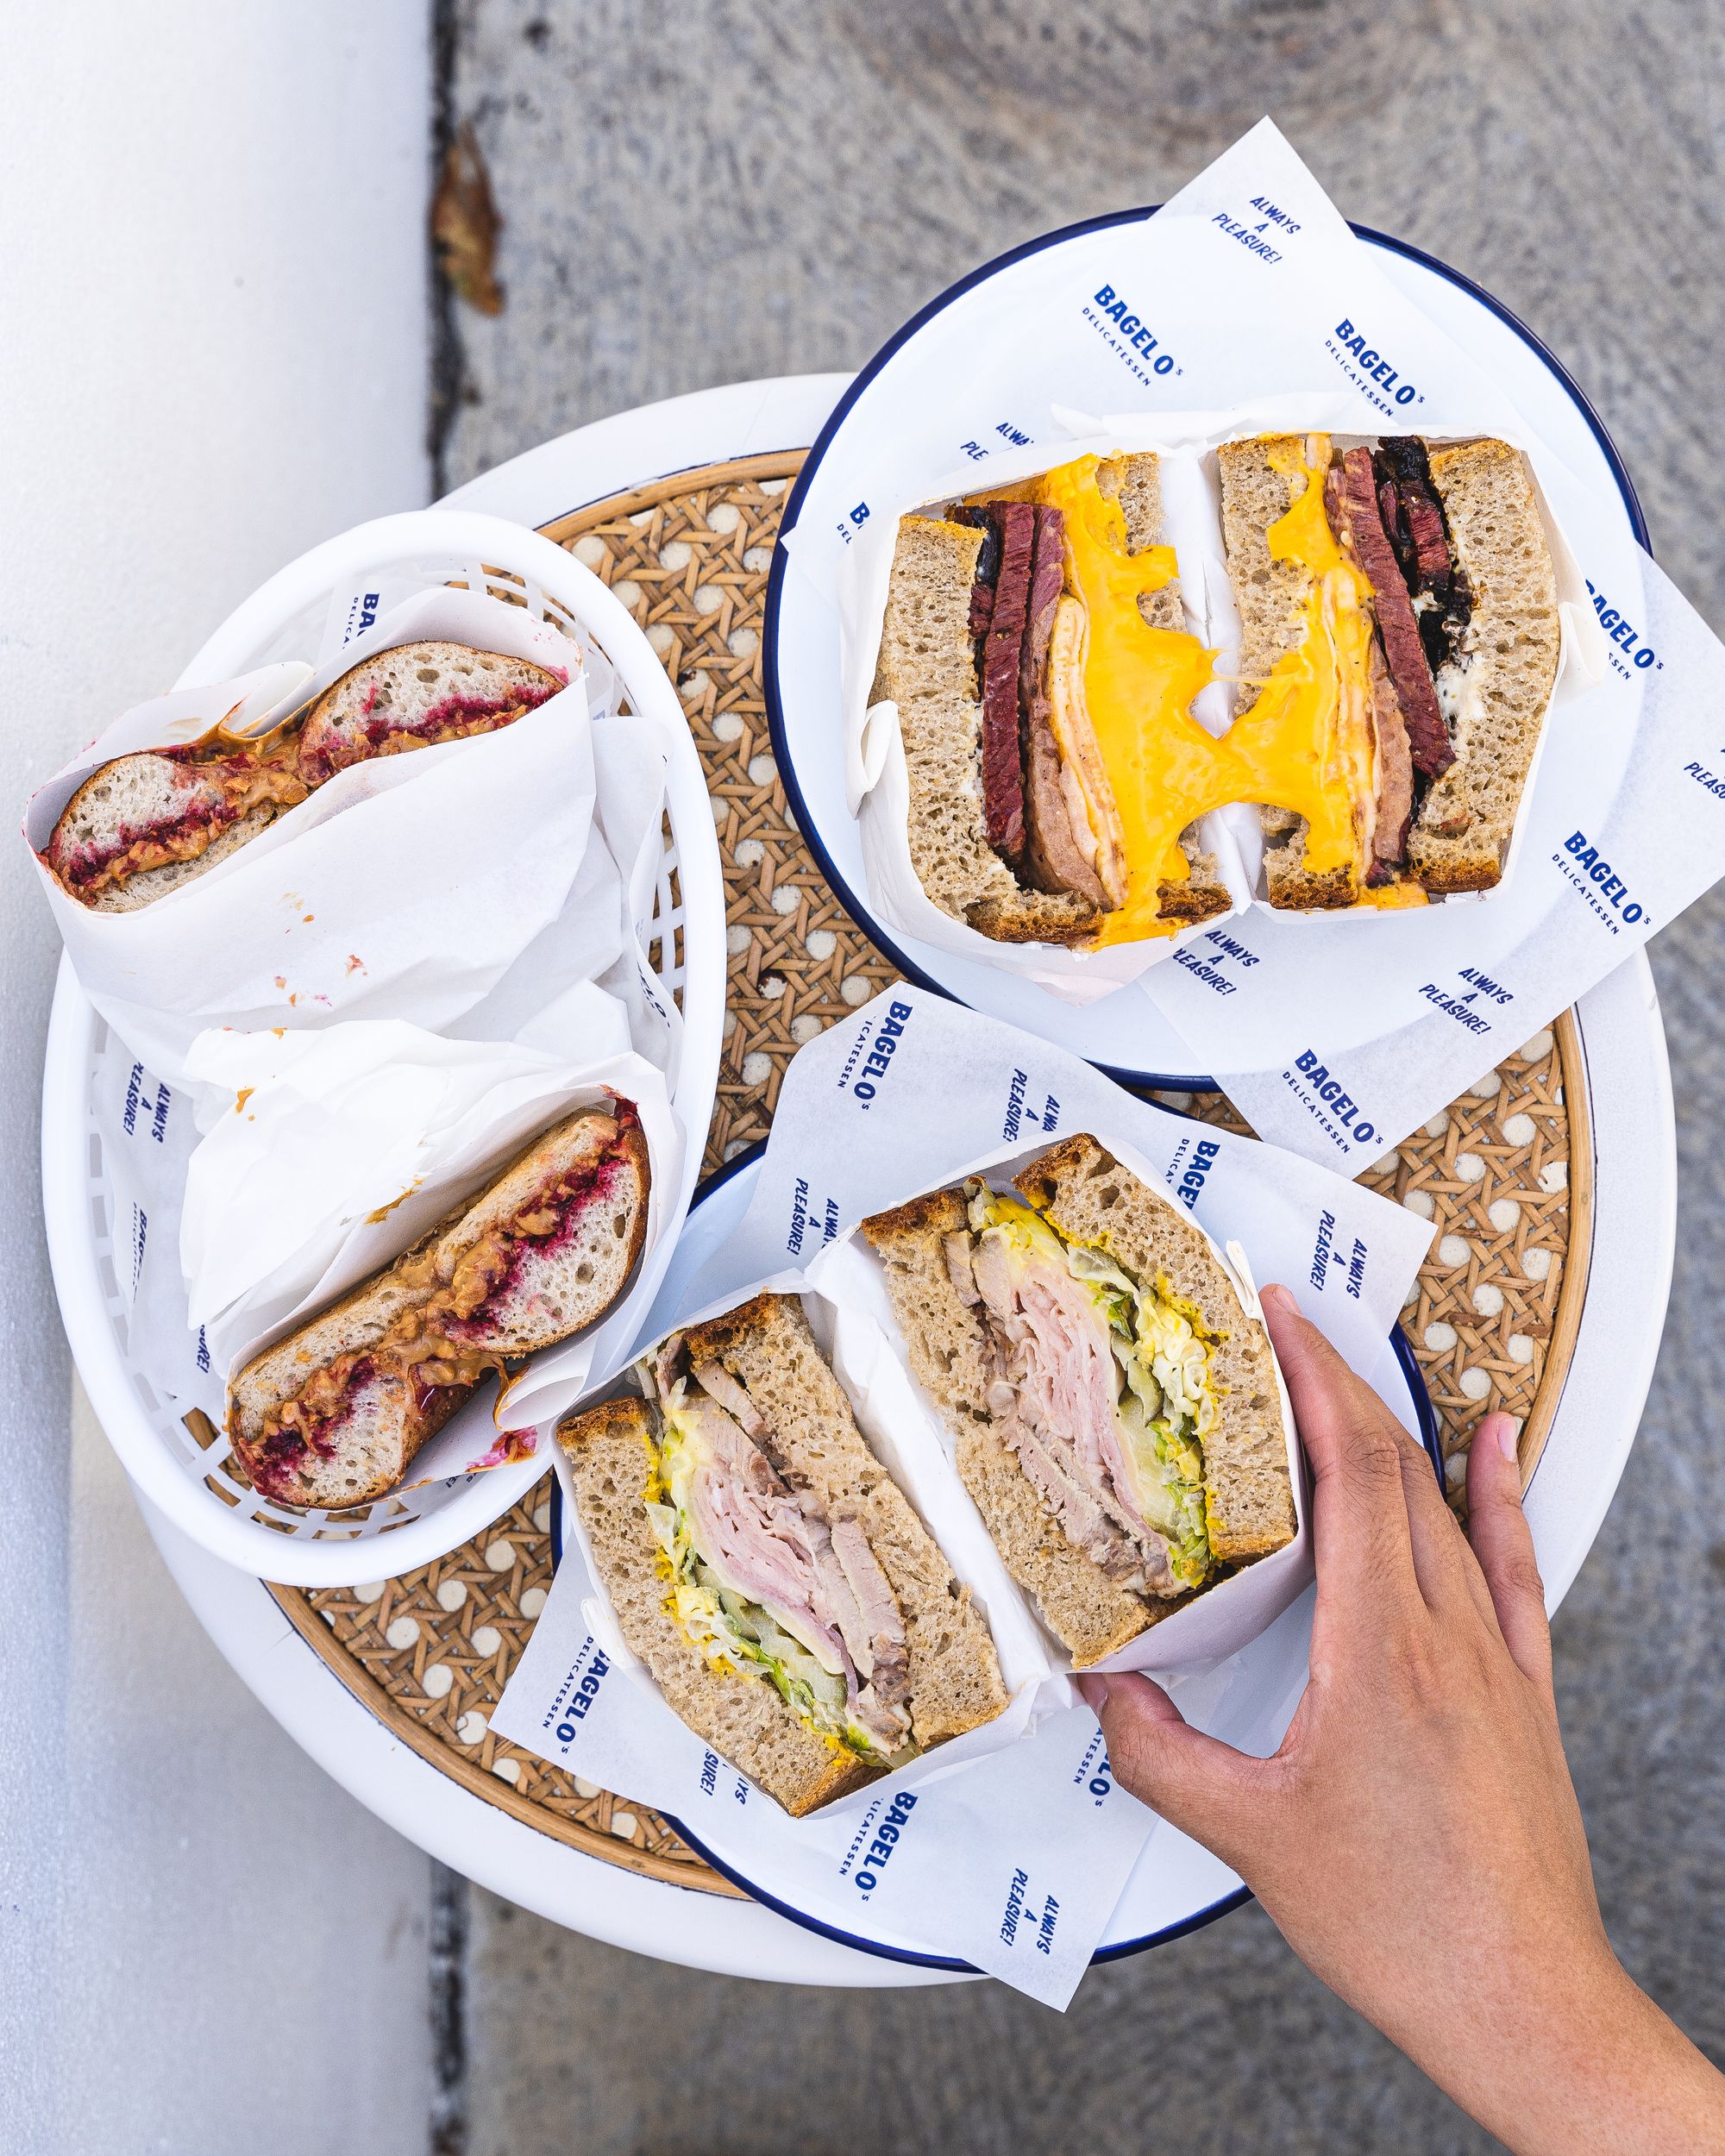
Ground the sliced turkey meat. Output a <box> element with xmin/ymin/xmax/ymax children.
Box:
<box><xmin>968</xmin><ymin>1230</ymin><xmax>1181</xmax><ymax>1597</ymax></box>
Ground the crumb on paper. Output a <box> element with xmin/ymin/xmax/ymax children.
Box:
<box><xmin>273</xmin><ymin>975</ymin><xmax>286</xmax><ymax>990</ymax></box>
<box><xmin>234</xmin><ymin>1087</ymin><xmax>253</xmax><ymax>1115</ymax></box>
<box><xmin>301</xmin><ymin>913</ymin><xmax>314</xmax><ymax>924</ymax></box>
<box><xmin>313</xmin><ymin>993</ymin><xmax>331</xmax><ymax>1006</ymax></box>
<box><xmin>471</xmin><ymin>1427</ymin><xmax>537</xmax><ymax>1470</ymax></box>
<box><xmin>367</xmin><ymin>1177</ymin><xmax>424</xmax><ymax>1225</ymax></box>
<box><xmin>431</xmin><ymin>121</ymin><xmax>504</xmax><ymax>316</ymax></box>
<box><xmin>347</xmin><ymin>954</ymin><xmax>367</xmax><ymax>975</ymax></box>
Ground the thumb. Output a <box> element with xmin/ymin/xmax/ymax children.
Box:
<box><xmin>1079</xmin><ymin>1672</ymin><xmax>1272</xmax><ymax>1858</ymax></box>
<box><xmin>1464</xmin><ymin>1411</ymin><xmax>1555</xmax><ymax>1700</ymax></box>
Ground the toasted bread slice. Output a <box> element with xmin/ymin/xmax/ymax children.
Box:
<box><xmin>559</xmin><ymin>1397</ymin><xmax>879</xmax><ymax>1816</ymax></box>
<box><xmin>680</xmin><ymin>1293</ymin><xmax>1009</xmax><ymax>1748</ymax></box>
<box><xmin>863</xmin><ymin>1140</ymin><xmax>1295</xmax><ymax>1665</ymax></box>
<box><xmin>1407</xmin><ymin>440</ymin><xmax>1560</xmax><ymax>893</ymax></box>
<box><xmin>229</xmin><ymin>1106</ymin><xmax>648</xmax><ymax>1509</ymax></box>
<box><xmin>297</xmin><ymin>640</ymin><xmax>564</xmax><ymax>782</ymax></box>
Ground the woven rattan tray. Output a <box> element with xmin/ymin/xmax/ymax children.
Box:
<box><xmin>271</xmin><ymin>454</ymin><xmax>1592</xmax><ymax>1897</ymax></box>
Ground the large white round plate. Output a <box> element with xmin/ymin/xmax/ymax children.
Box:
<box><xmin>553</xmin><ymin>1142</ymin><xmax>1440</xmax><ymax>1972</ymax></box>
<box><xmin>764</xmin><ymin>220</ymin><xmax>1649</xmax><ymax>1089</ymax></box>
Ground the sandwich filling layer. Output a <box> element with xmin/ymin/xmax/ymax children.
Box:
<box><xmin>296</xmin><ymin>679</ymin><xmax>556</xmax><ymax>783</ymax></box>
<box><xmin>951</xmin><ymin>1182</ymin><xmax>1218</xmax><ymax>1599</ymax></box>
<box><xmin>248</xmin><ymin>1106</ymin><xmax>641</xmax><ymax>1501</ymax></box>
<box><xmin>639</xmin><ymin>1336</ymin><xmax>916</xmax><ymax>1763</ymax></box>
<box><xmin>47</xmin><ymin>736</ymin><xmax>310</xmax><ymax>899</ymax></box>
<box><xmin>1226</xmin><ymin>431</ymin><xmax>1477</xmax><ymax>899</ymax></box>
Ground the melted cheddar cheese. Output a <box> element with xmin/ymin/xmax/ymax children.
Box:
<box><xmin>1030</xmin><ymin>458</ymin><xmax>1223</xmax><ymax>945</ymax></box>
<box><xmin>972</xmin><ymin>437</ymin><xmax>1387</xmax><ymax>937</ymax></box>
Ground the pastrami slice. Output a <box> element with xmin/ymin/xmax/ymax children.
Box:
<box><xmin>1334</xmin><ymin>448</ymin><xmax>1454</xmax><ymax>780</ymax></box>
<box><xmin>975</xmin><ymin>504</ymin><xmax>1036</xmax><ymax>868</ymax></box>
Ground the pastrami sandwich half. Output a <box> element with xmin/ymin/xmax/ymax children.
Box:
<box><xmin>44</xmin><ymin>641</ymin><xmax>564</xmax><ymax>911</ymax></box>
<box><xmin>873</xmin><ymin>452</ymin><xmax>1231</xmax><ymax>948</ymax></box>
<box><xmin>862</xmin><ymin>1135</ymin><xmax>1294</xmax><ymax>1666</ymax></box>
<box><xmin>1217</xmin><ymin>432</ymin><xmax>1559</xmax><ymax>906</ymax></box>
<box><xmin>559</xmin><ymin>1291</ymin><xmax>1009</xmax><ymax>1815</ymax></box>
<box><xmin>229</xmin><ymin>1101</ymin><xmax>647</xmax><ymax>1509</ymax></box>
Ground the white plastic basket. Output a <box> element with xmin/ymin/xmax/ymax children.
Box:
<box><xmin>40</xmin><ymin>509</ymin><xmax>725</xmax><ymax>1586</ymax></box>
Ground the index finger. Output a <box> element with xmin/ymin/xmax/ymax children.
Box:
<box><xmin>1259</xmin><ymin>1284</ymin><xmax>1421</xmax><ymax>1614</ymax></box>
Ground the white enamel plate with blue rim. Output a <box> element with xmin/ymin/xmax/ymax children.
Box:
<box><xmin>552</xmin><ymin>1145</ymin><xmax>1441</xmax><ymax>1972</ymax></box>
<box><xmin>763</xmin><ymin>217</ymin><xmax>1650</xmax><ymax>1090</ymax></box>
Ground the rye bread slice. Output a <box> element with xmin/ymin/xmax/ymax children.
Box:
<box><xmin>862</xmin><ymin>1188</ymin><xmax>1153</xmax><ymax>1665</ymax></box>
<box><xmin>862</xmin><ymin>1140</ymin><xmax>1296</xmax><ymax>1664</ymax></box>
<box><xmin>1216</xmin><ymin>434</ymin><xmax>1362</xmax><ymax>912</ymax></box>
<box><xmin>1015</xmin><ymin>1136</ymin><xmax>1295</xmax><ymax>1565</ymax></box>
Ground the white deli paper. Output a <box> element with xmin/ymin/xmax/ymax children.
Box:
<box><xmin>494</xmin><ymin>1545</ymin><xmax>1154</xmax><ymax>2009</ymax></box>
<box><xmin>25</xmin><ymin>587</ymin><xmax>601</xmax><ymax>1087</ymax></box>
<box><xmin>492</xmin><ymin>985</ymin><xmax>1433</xmax><ymax>2001</ymax></box>
<box><xmin>89</xmin><ymin>639</ymin><xmax>687</xmax><ymax>1486</ymax></box>
<box><xmin>105</xmin><ymin>1019</ymin><xmax>684</xmax><ymax>1489</ymax></box>
<box><xmin>780</xmin><ymin>116</ymin><xmax>1725</xmax><ymax>1165</ymax></box>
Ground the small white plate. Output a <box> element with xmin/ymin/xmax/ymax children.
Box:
<box><xmin>763</xmin><ymin>219</ymin><xmax>1648</xmax><ymax>1087</ymax></box>
<box><xmin>553</xmin><ymin>1144</ymin><xmax>1438</xmax><ymax>1972</ymax></box>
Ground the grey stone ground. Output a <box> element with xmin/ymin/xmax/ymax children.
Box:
<box><xmin>442</xmin><ymin>5</ymin><xmax>1725</xmax><ymax>2150</ymax></box>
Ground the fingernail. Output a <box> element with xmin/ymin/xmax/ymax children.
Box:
<box><xmin>1076</xmin><ymin>1674</ymin><xmax>1112</xmax><ymax>1714</ymax></box>
<box><xmin>1478</xmin><ymin>1412</ymin><xmax>1520</xmax><ymax>1462</ymax></box>
<box><xmin>1261</xmin><ymin>1283</ymin><xmax>1294</xmax><ymax>1314</ymax></box>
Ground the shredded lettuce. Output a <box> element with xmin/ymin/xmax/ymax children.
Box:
<box><xmin>968</xmin><ymin>1185</ymin><xmax>1220</xmax><ymax>1589</ymax></box>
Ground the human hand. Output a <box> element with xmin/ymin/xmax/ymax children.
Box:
<box><xmin>1080</xmin><ymin>1284</ymin><xmax>1725</xmax><ymax>2156</ymax></box>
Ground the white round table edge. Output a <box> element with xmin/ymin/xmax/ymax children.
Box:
<box><xmin>133</xmin><ymin>372</ymin><xmax>1675</xmax><ymax>1986</ymax></box>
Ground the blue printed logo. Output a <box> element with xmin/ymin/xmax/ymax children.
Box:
<box><xmin>1290</xmin><ymin>1051</ymin><xmax>1379</xmax><ymax>1149</ymax></box>
<box><xmin>851</xmin><ymin>1790</ymin><xmax>918</xmax><ymax>1895</ymax></box>
<box><xmin>1585</xmin><ymin>581</ymin><xmax>1660</xmax><ymax>673</ymax></box>
<box><xmin>1085</xmin><ymin>283</ymin><xmax>1181</xmax><ymax>383</ymax></box>
<box><xmin>1175</xmin><ymin>1138</ymin><xmax>1221</xmax><ymax>1211</ymax></box>
<box><xmin>1555</xmin><ymin>830</ymin><xmax>1646</xmax><ymax>930</ymax></box>
<box><xmin>1325</xmin><ymin>316</ymin><xmax>1421</xmax><ymax>415</ymax></box>
<box><xmin>847</xmin><ymin>999</ymin><xmax>915</xmax><ymax>1109</ymax></box>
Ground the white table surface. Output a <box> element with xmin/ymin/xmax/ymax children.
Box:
<box><xmin>135</xmin><ymin>356</ymin><xmax>1674</xmax><ymax>1986</ymax></box>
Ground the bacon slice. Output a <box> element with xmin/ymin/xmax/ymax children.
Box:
<box><xmin>1333</xmin><ymin>448</ymin><xmax>1455</xmax><ymax>780</ymax></box>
